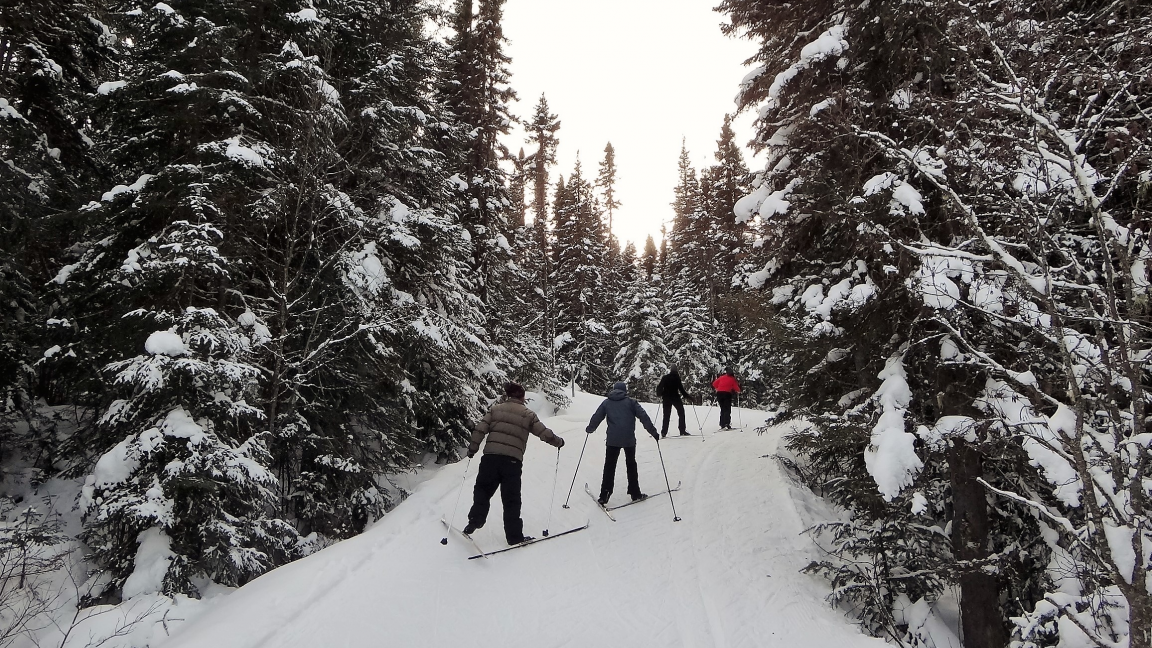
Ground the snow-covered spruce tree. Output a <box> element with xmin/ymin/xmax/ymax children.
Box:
<box><xmin>0</xmin><ymin>0</ymin><xmax>113</xmax><ymax>470</ymax></box>
<box><xmin>49</xmin><ymin>0</ymin><xmax>324</xmax><ymax>595</ymax></box>
<box><xmin>718</xmin><ymin>1</ymin><xmax>1084</xmax><ymax>645</ymax></box>
<box><xmin>662</xmin><ymin>277</ymin><xmax>720</xmax><ymax>398</ymax></box>
<box><xmin>523</xmin><ymin>93</ymin><xmax>561</xmax><ymax>356</ymax></box>
<box><xmin>551</xmin><ymin>161</ymin><xmax>613</xmax><ymax>392</ymax></box>
<box><xmin>859</xmin><ymin>7</ymin><xmax>1152</xmax><ymax>645</ymax></box>
<box><xmin>597</xmin><ymin>141</ymin><xmax>621</xmax><ymax>239</ymax></box>
<box><xmin>441</xmin><ymin>0</ymin><xmax>516</xmax><ymax>308</ymax></box>
<box><xmin>613</xmin><ymin>259</ymin><xmax>670</xmax><ymax>401</ymax></box>
<box><xmin>324</xmin><ymin>0</ymin><xmax>504</xmax><ymax>465</ymax></box>
<box><xmin>641</xmin><ymin>235</ymin><xmax>659</xmax><ymax>281</ymax></box>
<box><xmin>699</xmin><ymin>115</ymin><xmax>752</xmax><ymax>355</ymax></box>
<box><xmin>53</xmin><ymin>0</ymin><xmax>504</xmax><ymax>595</ymax></box>
<box><xmin>664</xmin><ymin>141</ymin><xmax>710</xmax><ymax>294</ymax></box>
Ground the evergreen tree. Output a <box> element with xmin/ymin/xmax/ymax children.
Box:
<box><xmin>526</xmin><ymin>93</ymin><xmax>560</xmax><ymax>225</ymax></box>
<box><xmin>46</xmin><ymin>0</ymin><xmax>506</xmax><ymax>597</ymax></box>
<box><xmin>662</xmin><ymin>280</ymin><xmax>719</xmax><ymax>395</ymax></box>
<box><xmin>640</xmin><ymin>235</ymin><xmax>658</xmax><ymax>281</ymax></box>
<box><xmin>699</xmin><ymin>115</ymin><xmax>750</xmax><ymax>323</ymax></box>
<box><xmin>551</xmin><ymin>161</ymin><xmax>612</xmax><ymax>392</ymax></box>
<box><xmin>613</xmin><ymin>264</ymin><xmax>669</xmax><ymax>401</ymax></box>
<box><xmin>596</xmin><ymin>141</ymin><xmax>620</xmax><ymax>240</ymax></box>
<box><xmin>442</xmin><ymin>0</ymin><xmax>516</xmax><ymax>307</ymax></box>
<box><xmin>0</xmin><ymin>0</ymin><xmax>114</xmax><ymax>472</ymax></box>
<box><xmin>508</xmin><ymin>147</ymin><xmax>528</xmax><ymax>227</ymax></box>
<box><xmin>721</xmin><ymin>0</ymin><xmax>1152</xmax><ymax>644</ymax></box>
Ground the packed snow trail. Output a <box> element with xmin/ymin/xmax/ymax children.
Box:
<box><xmin>161</xmin><ymin>392</ymin><xmax>886</xmax><ymax>648</ymax></box>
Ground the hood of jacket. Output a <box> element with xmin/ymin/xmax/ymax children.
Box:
<box><xmin>607</xmin><ymin>382</ymin><xmax>628</xmax><ymax>400</ymax></box>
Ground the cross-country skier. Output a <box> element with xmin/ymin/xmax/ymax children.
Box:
<box><xmin>586</xmin><ymin>381</ymin><xmax>659</xmax><ymax>505</ymax></box>
<box><xmin>655</xmin><ymin>365</ymin><xmax>693</xmax><ymax>437</ymax></box>
<box><xmin>464</xmin><ymin>382</ymin><xmax>565</xmax><ymax>545</ymax></box>
<box><xmin>712</xmin><ymin>368</ymin><xmax>742</xmax><ymax>430</ymax></box>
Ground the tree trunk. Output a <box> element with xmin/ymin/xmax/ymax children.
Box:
<box><xmin>947</xmin><ymin>439</ymin><xmax>1008</xmax><ymax>648</ymax></box>
<box><xmin>1122</xmin><ymin>583</ymin><xmax>1151</xmax><ymax>648</ymax></box>
<box><xmin>938</xmin><ymin>370</ymin><xmax>1009</xmax><ymax>648</ymax></box>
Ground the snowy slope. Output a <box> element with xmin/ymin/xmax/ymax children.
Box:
<box><xmin>158</xmin><ymin>392</ymin><xmax>886</xmax><ymax>648</ymax></box>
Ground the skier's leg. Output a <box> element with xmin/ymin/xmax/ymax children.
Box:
<box><xmin>674</xmin><ymin>400</ymin><xmax>687</xmax><ymax>434</ymax></box>
<box><xmin>600</xmin><ymin>445</ymin><xmax>621</xmax><ymax>501</ymax></box>
<box><xmin>466</xmin><ymin>455</ymin><xmax>500</xmax><ymax>528</ymax></box>
<box><xmin>661</xmin><ymin>403</ymin><xmax>672</xmax><ymax>437</ymax></box>
<box><xmin>623</xmin><ymin>445</ymin><xmax>641</xmax><ymax>498</ymax></box>
<box><xmin>718</xmin><ymin>392</ymin><xmax>732</xmax><ymax>428</ymax></box>
<box><xmin>499</xmin><ymin>457</ymin><xmax>525</xmax><ymax>543</ymax></box>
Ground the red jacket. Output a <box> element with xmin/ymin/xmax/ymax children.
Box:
<box><xmin>712</xmin><ymin>374</ymin><xmax>741</xmax><ymax>393</ymax></box>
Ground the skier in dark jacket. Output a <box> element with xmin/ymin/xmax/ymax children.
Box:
<box><xmin>464</xmin><ymin>382</ymin><xmax>565</xmax><ymax>545</ymax></box>
<box><xmin>655</xmin><ymin>365</ymin><xmax>693</xmax><ymax>437</ymax></box>
<box><xmin>712</xmin><ymin>368</ymin><xmax>742</xmax><ymax>430</ymax></box>
<box><xmin>586</xmin><ymin>381</ymin><xmax>659</xmax><ymax>505</ymax></box>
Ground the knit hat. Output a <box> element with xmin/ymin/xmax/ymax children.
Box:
<box><xmin>612</xmin><ymin>381</ymin><xmax>628</xmax><ymax>394</ymax></box>
<box><xmin>504</xmin><ymin>382</ymin><xmax>526</xmax><ymax>399</ymax></box>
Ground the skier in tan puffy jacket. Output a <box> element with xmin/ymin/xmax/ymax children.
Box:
<box><xmin>464</xmin><ymin>382</ymin><xmax>565</xmax><ymax>545</ymax></box>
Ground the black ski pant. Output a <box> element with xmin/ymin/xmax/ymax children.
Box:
<box><xmin>661</xmin><ymin>399</ymin><xmax>686</xmax><ymax>436</ymax></box>
<box><xmin>467</xmin><ymin>454</ymin><xmax>526</xmax><ymax>543</ymax></box>
<box><xmin>717</xmin><ymin>391</ymin><xmax>735</xmax><ymax>428</ymax></box>
<box><xmin>600</xmin><ymin>445</ymin><xmax>641</xmax><ymax>500</ymax></box>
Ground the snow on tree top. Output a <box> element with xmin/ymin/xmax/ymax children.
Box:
<box><xmin>145</xmin><ymin>330</ymin><xmax>188</xmax><ymax>356</ymax></box>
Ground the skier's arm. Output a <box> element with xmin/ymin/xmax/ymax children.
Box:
<box><xmin>528</xmin><ymin>411</ymin><xmax>565</xmax><ymax>448</ymax></box>
<box><xmin>632</xmin><ymin>400</ymin><xmax>658</xmax><ymax>439</ymax></box>
<box><xmin>467</xmin><ymin>410</ymin><xmax>493</xmax><ymax>457</ymax></box>
<box><xmin>678</xmin><ymin>379</ymin><xmax>691</xmax><ymax>400</ymax></box>
<box><xmin>586</xmin><ymin>402</ymin><xmax>607</xmax><ymax>433</ymax></box>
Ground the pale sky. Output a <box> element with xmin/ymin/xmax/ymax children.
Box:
<box><xmin>501</xmin><ymin>0</ymin><xmax>760</xmax><ymax>248</ymax></box>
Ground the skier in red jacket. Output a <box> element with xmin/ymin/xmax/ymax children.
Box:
<box><xmin>711</xmin><ymin>368</ymin><xmax>741</xmax><ymax>430</ymax></box>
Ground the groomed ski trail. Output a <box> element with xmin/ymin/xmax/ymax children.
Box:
<box><xmin>160</xmin><ymin>391</ymin><xmax>886</xmax><ymax>648</ymax></box>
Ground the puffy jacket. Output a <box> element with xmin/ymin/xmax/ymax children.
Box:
<box><xmin>469</xmin><ymin>397</ymin><xmax>563</xmax><ymax>461</ymax></box>
<box><xmin>586</xmin><ymin>382</ymin><xmax>658</xmax><ymax>447</ymax></box>
<box><xmin>712</xmin><ymin>374</ymin><xmax>741</xmax><ymax>393</ymax></box>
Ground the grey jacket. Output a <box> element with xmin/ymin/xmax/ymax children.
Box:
<box><xmin>469</xmin><ymin>396</ymin><xmax>562</xmax><ymax>461</ymax></box>
<box><xmin>586</xmin><ymin>382</ymin><xmax>658</xmax><ymax>447</ymax></box>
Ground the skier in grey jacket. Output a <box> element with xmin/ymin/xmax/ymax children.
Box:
<box><xmin>586</xmin><ymin>381</ymin><xmax>659</xmax><ymax>505</ymax></box>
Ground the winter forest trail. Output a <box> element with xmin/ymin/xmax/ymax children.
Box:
<box><xmin>161</xmin><ymin>393</ymin><xmax>886</xmax><ymax>648</ymax></box>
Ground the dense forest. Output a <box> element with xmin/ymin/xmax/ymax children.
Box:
<box><xmin>2</xmin><ymin>0</ymin><xmax>1149</xmax><ymax>647</ymax></box>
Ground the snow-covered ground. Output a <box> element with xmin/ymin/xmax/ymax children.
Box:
<box><xmin>149</xmin><ymin>391</ymin><xmax>886</xmax><ymax>648</ymax></box>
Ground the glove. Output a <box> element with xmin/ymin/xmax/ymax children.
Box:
<box><xmin>650</xmin><ymin>430</ymin><xmax>659</xmax><ymax>441</ymax></box>
<box><xmin>586</xmin><ymin>428</ymin><xmax>594</xmax><ymax>434</ymax></box>
<box><xmin>467</xmin><ymin>449</ymin><xmax>476</xmax><ymax>458</ymax></box>
<box><xmin>556</xmin><ymin>437</ymin><xmax>566</xmax><ymax>448</ymax></box>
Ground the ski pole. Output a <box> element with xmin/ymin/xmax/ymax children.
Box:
<box><xmin>561</xmin><ymin>432</ymin><xmax>590</xmax><ymax>509</ymax></box>
<box><xmin>655</xmin><ymin>438</ymin><xmax>681</xmax><ymax>522</ymax></box>
<box><xmin>543</xmin><ymin>447</ymin><xmax>561</xmax><ymax>536</ymax></box>
<box><xmin>737</xmin><ymin>392</ymin><xmax>743</xmax><ymax>428</ymax></box>
<box><xmin>690</xmin><ymin>401</ymin><xmax>705</xmax><ymax>439</ymax></box>
<box><xmin>441</xmin><ymin>456</ymin><xmax>472</xmax><ymax>545</ymax></box>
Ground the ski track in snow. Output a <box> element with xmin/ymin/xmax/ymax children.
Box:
<box><xmin>160</xmin><ymin>392</ymin><xmax>886</xmax><ymax>648</ymax></box>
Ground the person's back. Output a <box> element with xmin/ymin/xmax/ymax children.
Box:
<box><xmin>587</xmin><ymin>382</ymin><xmax>655</xmax><ymax>447</ymax></box>
<box><xmin>587</xmin><ymin>382</ymin><xmax>658</xmax><ymax>504</ymax></box>
<box><xmin>465</xmin><ymin>383</ymin><xmax>565</xmax><ymax>544</ymax></box>
<box><xmin>712</xmin><ymin>369</ymin><xmax>741</xmax><ymax>430</ymax></box>
<box><xmin>657</xmin><ymin>366</ymin><xmax>692</xmax><ymax>437</ymax></box>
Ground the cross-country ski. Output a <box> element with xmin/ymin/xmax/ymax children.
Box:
<box><xmin>606</xmin><ymin>480</ymin><xmax>682</xmax><ymax>511</ymax></box>
<box><xmin>585</xmin><ymin>482</ymin><xmax>616</xmax><ymax>521</ymax></box>
<box><xmin>467</xmin><ymin>522</ymin><xmax>589</xmax><ymax>559</ymax></box>
<box><xmin>440</xmin><ymin>518</ymin><xmax>487</xmax><ymax>559</ymax></box>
